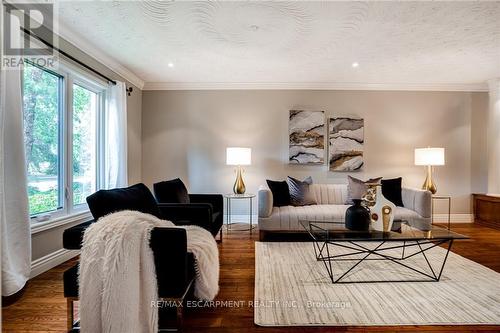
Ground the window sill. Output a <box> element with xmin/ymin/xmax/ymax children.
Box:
<box><xmin>31</xmin><ymin>210</ymin><xmax>93</xmax><ymax>235</ymax></box>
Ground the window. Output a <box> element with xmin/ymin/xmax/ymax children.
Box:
<box><xmin>72</xmin><ymin>84</ymin><xmax>98</xmax><ymax>205</ymax></box>
<box><xmin>23</xmin><ymin>63</ymin><xmax>63</xmax><ymax>216</ymax></box>
<box><xmin>22</xmin><ymin>61</ymin><xmax>105</xmax><ymax>221</ymax></box>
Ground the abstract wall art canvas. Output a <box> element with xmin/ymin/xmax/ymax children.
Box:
<box><xmin>289</xmin><ymin>110</ymin><xmax>325</xmax><ymax>164</ymax></box>
<box><xmin>328</xmin><ymin>117</ymin><xmax>364</xmax><ymax>171</ymax></box>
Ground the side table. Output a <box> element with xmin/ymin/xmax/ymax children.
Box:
<box><xmin>224</xmin><ymin>193</ymin><xmax>256</xmax><ymax>233</ymax></box>
<box><xmin>432</xmin><ymin>195</ymin><xmax>451</xmax><ymax>230</ymax></box>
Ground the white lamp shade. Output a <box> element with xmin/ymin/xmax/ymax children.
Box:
<box><xmin>414</xmin><ymin>148</ymin><xmax>445</xmax><ymax>166</ymax></box>
<box><xmin>226</xmin><ymin>147</ymin><xmax>251</xmax><ymax>166</ymax></box>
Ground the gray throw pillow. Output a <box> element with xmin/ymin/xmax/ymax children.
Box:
<box><xmin>287</xmin><ymin>176</ymin><xmax>317</xmax><ymax>206</ymax></box>
<box><xmin>346</xmin><ymin>176</ymin><xmax>382</xmax><ymax>205</ymax></box>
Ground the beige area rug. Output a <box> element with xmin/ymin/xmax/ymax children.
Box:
<box><xmin>254</xmin><ymin>241</ymin><xmax>500</xmax><ymax>326</ymax></box>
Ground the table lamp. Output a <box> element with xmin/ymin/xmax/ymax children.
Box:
<box><xmin>414</xmin><ymin>147</ymin><xmax>445</xmax><ymax>194</ymax></box>
<box><xmin>226</xmin><ymin>147</ymin><xmax>251</xmax><ymax>194</ymax></box>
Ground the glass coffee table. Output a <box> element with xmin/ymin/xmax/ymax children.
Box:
<box><xmin>300</xmin><ymin>219</ymin><xmax>469</xmax><ymax>284</ymax></box>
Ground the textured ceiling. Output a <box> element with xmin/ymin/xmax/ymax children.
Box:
<box><xmin>57</xmin><ymin>1</ymin><xmax>500</xmax><ymax>90</ymax></box>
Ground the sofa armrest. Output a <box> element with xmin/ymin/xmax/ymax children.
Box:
<box><xmin>189</xmin><ymin>194</ymin><xmax>223</xmax><ymax>213</ymax></box>
<box><xmin>258</xmin><ymin>186</ymin><xmax>273</xmax><ymax>218</ymax></box>
<box><xmin>150</xmin><ymin>227</ymin><xmax>192</xmax><ymax>298</ymax></box>
<box><xmin>402</xmin><ymin>187</ymin><xmax>432</xmax><ymax>218</ymax></box>
<box><xmin>63</xmin><ymin>220</ymin><xmax>94</xmax><ymax>250</ymax></box>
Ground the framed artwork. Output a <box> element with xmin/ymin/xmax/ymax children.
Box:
<box><xmin>289</xmin><ymin>110</ymin><xmax>325</xmax><ymax>164</ymax></box>
<box><xmin>328</xmin><ymin>117</ymin><xmax>364</xmax><ymax>171</ymax></box>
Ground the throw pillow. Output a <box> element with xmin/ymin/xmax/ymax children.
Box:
<box><xmin>266</xmin><ymin>180</ymin><xmax>291</xmax><ymax>207</ymax></box>
<box><xmin>346</xmin><ymin>176</ymin><xmax>382</xmax><ymax>205</ymax></box>
<box><xmin>153</xmin><ymin>178</ymin><xmax>190</xmax><ymax>204</ymax></box>
<box><xmin>87</xmin><ymin>183</ymin><xmax>162</xmax><ymax>220</ymax></box>
<box><xmin>381</xmin><ymin>177</ymin><xmax>404</xmax><ymax>207</ymax></box>
<box><xmin>287</xmin><ymin>176</ymin><xmax>317</xmax><ymax>206</ymax></box>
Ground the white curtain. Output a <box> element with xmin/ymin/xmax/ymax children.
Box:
<box><xmin>1</xmin><ymin>68</ymin><xmax>32</xmax><ymax>296</ymax></box>
<box><xmin>105</xmin><ymin>81</ymin><xmax>128</xmax><ymax>189</ymax></box>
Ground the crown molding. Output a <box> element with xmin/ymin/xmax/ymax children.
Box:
<box><xmin>143</xmin><ymin>81</ymin><xmax>488</xmax><ymax>92</ymax></box>
<box><xmin>56</xmin><ymin>25</ymin><xmax>145</xmax><ymax>89</ymax></box>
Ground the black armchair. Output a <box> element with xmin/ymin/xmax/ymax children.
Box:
<box><xmin>62</xmin><ymin>183</ymin><xmax>197</xmax><ymax>332</ymax></box>
<box><xmin>153</xmin><ymin>179</ymin><xmax>224</xmax><ymax>241</ymax></box>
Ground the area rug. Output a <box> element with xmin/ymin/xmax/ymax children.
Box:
<box><xmin>254</xmin><ymin>241</ymin><xmax>500</xmax><ymax>326</ymax></box>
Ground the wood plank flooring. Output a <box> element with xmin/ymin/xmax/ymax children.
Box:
<box><xmin>2</xmin><ymin>223</ymin><xmax>500</xmax><ymax>332</ymax></box>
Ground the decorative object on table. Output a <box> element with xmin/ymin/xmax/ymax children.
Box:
<box><xmin>328</xmin><ymin>117</ymin><xmax>364</xmax><ymax>171</ymax></box>
<box><xmin>345</xmin><ymin>199</ymin><xmax>370</xmax><ymax>231</ymax></box>
<box><xmin>226</xmin><ymin>147</ymin><xmax>251</xmax><ymax>194</ymax></box>
<box><xmin>370</xmin><ymin>184</ymin><xmax>396</xmax><ymax>232</ymax></box>
<box><xmin>289</xmin><ymin>110</ymin><xmax>325</xmax><ymax>164</ymax></box>
<box><xmin>381</xmin><ymin>177</ymin><xmax>404</xmax><ymax>206</ymax></box>
<box><xmin>362</xmin><ymin>182</ymin><xmax>378</xmax><ymax>208</ymax></box>
<box><xmin>266</xmin><ymin>179</ymin><xmax>291</xmax><ymax>207</ymax></box>
<box><xmin>414</xmin><ymin>147</ymin><xmax>445</xmax><ymax>194</ymax></box>
<box><xmin>346</xmin><ymin>175</ymin><xmax>382</xmax><ymax>205</ymax></box>
<box><xmin>286</xmin><ymin>176</ymin><xmax>317</xmax><ymax>206</ymax></box>
<box><xmin>224</xmin><ymin>193</ymin><xmax>256</xmax><ymax>233</ymax></box>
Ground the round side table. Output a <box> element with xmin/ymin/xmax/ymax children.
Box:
<box><xmin>224</xmin><ymin>193</ymin><xmax>256</xmax><ymax>233</ymax></box>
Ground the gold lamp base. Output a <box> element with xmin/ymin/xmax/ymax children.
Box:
<box><xmin>422</xmin><ymin>165</ymin><xmax>437</xmax><ymax>194</ymax></box>
<box><xmin>233</xmin><ymin>166</ymin><xmax>246</xmax><ymax>194</ymax></box>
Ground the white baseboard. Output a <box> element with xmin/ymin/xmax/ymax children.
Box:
<box><xmin>30</xmin><ymin>248</ymin><xmax>79</xmax><ymax>279</ymax></box>
<box><xmin>433</xmin><ymin>214</ymin><xmax>473</xmax><ymax>223</ymax></box>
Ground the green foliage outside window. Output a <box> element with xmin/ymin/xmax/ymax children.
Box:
<box><xmin>23</xmin><ymin>62</ymin><xmax>94</xmax><ymax>216</ymax></box>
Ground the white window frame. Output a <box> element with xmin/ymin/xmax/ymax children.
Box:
<box><xmin>24</xmin><ymin>58</ymin><xmax>108</xmax><ymax>232</ymax></box>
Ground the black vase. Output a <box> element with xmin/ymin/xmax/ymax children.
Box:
<box><xmin>345</xmin><ymin>199</ymin><xmax>370</xmax><ymax>231</ymax></box>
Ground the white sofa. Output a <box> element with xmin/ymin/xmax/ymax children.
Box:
<box><xmin>258</xmin><ymin>183</ymin><xmax>432</xmax><ymax>240</ymax></box>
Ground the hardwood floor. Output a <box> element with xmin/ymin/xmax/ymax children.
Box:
<box><xmin>2</xmin><ymin>223</ymin><xmax>500</xmax><ymax>332</ymax></box>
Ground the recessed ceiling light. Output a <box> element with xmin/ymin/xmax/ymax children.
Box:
<box><xmin>352</xmin><ymin>62</ymin><xmax>359</xmax><ymax>68</ymax></box>
<box><xmin>168</xmin><ymin>62</ymin><xmax>174</xmax><ymax>68</ymax></box>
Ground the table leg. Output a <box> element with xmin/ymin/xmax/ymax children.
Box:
<box><xmin>249</xmin><ymin>197</ymin><xmax>252</xmax><ymax>234</ymax></box>
<box><xmin>447</xmin><ymin>197</ymin><xmax>451</xmax><ymax>230</ymax></box>
<box><xmin>431</xmin><ymin>198</ymin><xmax>434</xmax><ymax>225</ymax></box>
<box><xmin>226</xmin><ymin>197</ymin><xmax>231</xmax><ymax>230</ymax></box>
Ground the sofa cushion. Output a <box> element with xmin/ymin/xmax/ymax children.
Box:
<box><xmin>382</xmin><ymin>177</ymin><xmax>404</xmax><ymax>207</ymax></box>
<box><xmin>309</xmin><ymin>183</ymin><xmax>348</xmax><ymax>205</ymax></box>
<box><xmin>346</xmin><ymin>176</ymin><xmax>382</xmax><ymax>205</ymax></box>
<box><xmin>154</xmin><ymin>178</ymin><xmax>190</xmax><ymax>204</ymax></box>
<box><xmin>266</xmin><ymin>179</ymin><xmax>291</xmax><ymax>207</ymax></box>
<box><xmin>258</xmin><ymin>204</ymin><xmax>422</xmax><ymax>231</ymax></box>
<box><xmin>86</xmin><ymin>183</ymin><xmax>162</xmax><ymax>220</ymax></box>
<box><xmin>287</xmin><ymin>176</ymin><xmax>317</xmax><ymax>206</ymax></box>
<box><xmin>260</xmin><ymin>204</ymin><xmax>349</xmax><ymax>231</ymax></box>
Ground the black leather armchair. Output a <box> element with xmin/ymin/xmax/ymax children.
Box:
<box><xmin>62</xmin><ymin>183</ymin><xmax>197</xmax><ymax>332</ymax></box>
<box><xmin>153</xmin><ymin>179</ymin><xmax>224</xmax><ymax>241</ymax></box>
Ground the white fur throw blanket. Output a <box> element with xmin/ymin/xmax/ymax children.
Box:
<box><xmin>78</xmin><ymin>210</ymin><xmax>219</xmax><ymax>333</ymax></box>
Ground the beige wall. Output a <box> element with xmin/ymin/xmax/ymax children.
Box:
<box><xmin>471</xmin><ymin>93</ymin><xmax>489</xmax><ymax>194</ymax></box>
<box><xmin>142</xmin><ymin>90</ymin><xmax>488</xmax><ymax>216</ymax></box>
<box><xmin>487</xmin><ymin>80</ymin><xmax>500</xmax><ymax>194</ymax></box>
<box><xmin>31</xmin><ymin>34</ymin><xmax>142</xmax><ymax>261</ymax></box>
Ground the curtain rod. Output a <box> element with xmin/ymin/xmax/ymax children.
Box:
<box><xmin>21</xmin><ymin>27</ymin><xmax>117</xmax><ymax>85</ymax></box>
